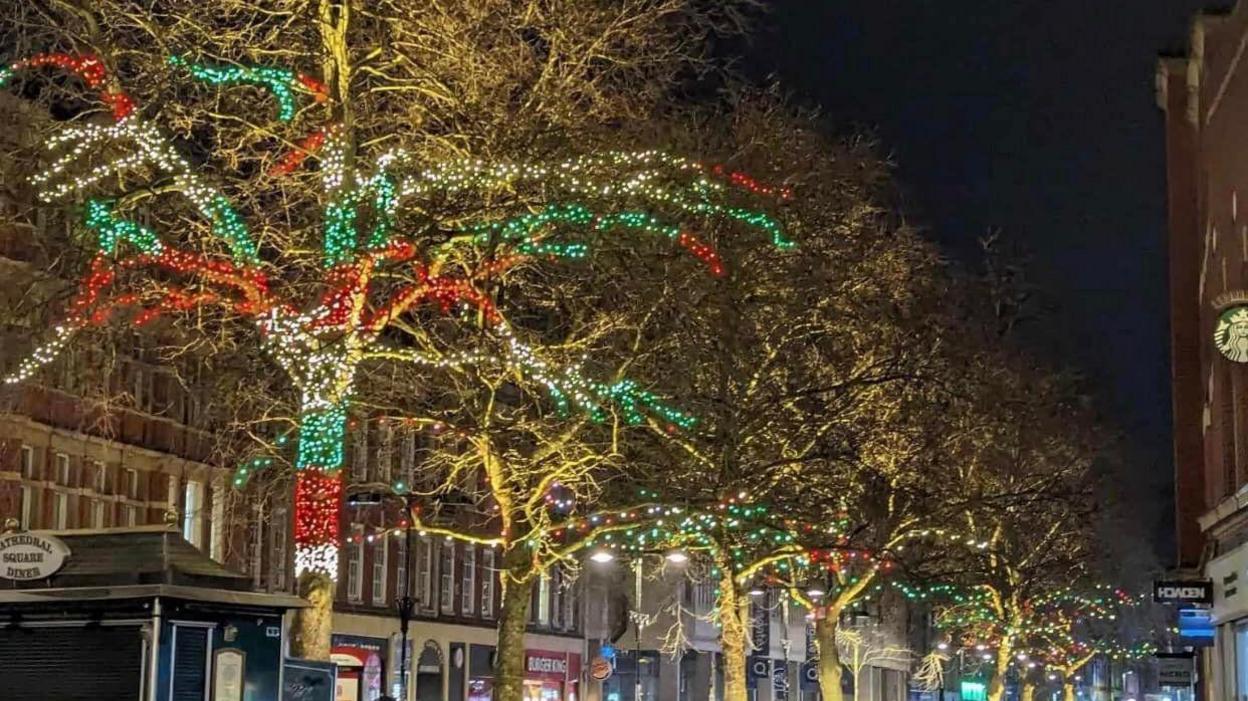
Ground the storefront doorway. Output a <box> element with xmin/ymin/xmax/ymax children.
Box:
<box><xmin>415</xmin><ymin>640</ymin><xmax>444</xmax><ymax>701</ymax></box>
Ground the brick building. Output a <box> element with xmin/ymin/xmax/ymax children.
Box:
<box><xmin>1159</xmin><ymin>3</ymin><xmax>1248</xmax><ymax>698</ymax></box>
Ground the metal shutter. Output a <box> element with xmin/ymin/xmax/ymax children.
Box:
<box><xmin>171</xmin><ymin>625</ymin><xmax>209</xmax><ymax>701</ymax></box>
<box><xmin>0</xmin><ymin>625</ymin><xmax>142</xmax><ymax>700</ymax></box>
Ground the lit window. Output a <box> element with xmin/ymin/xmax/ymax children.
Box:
<box><xmin>91</xmin><ymin>500</ymin><xmax>106</xmax><ymax>528</ymax></box>
<box><xmin>372</xmin><ymin>538</ymin><xmax>389</xmax><ymax>605</ymax></box>
<box><xmin>125</xmin><ymin>505</ymin><xmax>139</xmax><ymax>526</ymax></box>
<box><xmin>462</xmin><ymin>546</ymin><xmax>476</xmax><ymax>615</ymax></box>
<box><xmin>124</xmin><ymin>469</ymin><xmax>139</xmax><ymax>499</ymax></box>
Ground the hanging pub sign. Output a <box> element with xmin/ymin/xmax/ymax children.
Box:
<box><xmin>0</xmin><ymin>531</ymin><xmax>70</xmax><ymax>580</ymax></box>
<box><xmin>1152</xmin><ymin>580</ymin><xmax>1213</xmax><ymax>605</ymax></box>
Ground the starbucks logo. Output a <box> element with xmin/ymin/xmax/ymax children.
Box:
<box><xmin>1215</xmin><ymin>305</ymin><xmax>1248</xmax><ymax>362</ymax></box>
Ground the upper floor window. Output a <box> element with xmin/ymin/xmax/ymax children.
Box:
<box><xmin>481</xmin><ymin>549</ymin><xmax>496</xmax><ymax>619</ymax></box>
<box><xmin>182</xmin><ymin>481</ymin><xmax>204</xmax><ymax>548</ymax></box>
<box><xmin>461</xmin><ymin>546</ymin><xmax>476</xmax><ymax>616</ymax></box>
<box><xmin>19</xmin><ymin>445</ymin><xmax>34</xmax><ymax>479</ymax></box>
<box><xmin>55</xmin><ymin>453</ymin><xmax>70</xmax><ymax>486</ymax></box>
<box><xmin>440</xmin><ymin>540</ymin><xmax>456</xmax><ymax>615</ymax></box>
<box><xmin>372</xmin><ymin>538</ymin><xmax>389</xmax><ymax>605</ymax></box>
<box><xmin>347</xmin><ymin>524</ymin><xmax>365</xmax><ymax>603</ymax></box>
<box><xmin>418</xmin><ymin>536</ymin><xmax>435</xmax><ymax>612</ymax></box>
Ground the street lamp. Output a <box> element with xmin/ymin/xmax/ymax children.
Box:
<box><xmin>590</xmin><ymin>549</ymin><xmax>616</xmax><ymax>564</ymax></box>
<box><xmin>349</xmin><ymin>489</ymin><xmax>419</xmax><ymax>701</ymax></box>
<box><xmin>664</xmin><ymin>549</ymin><xmax>689</xmax><ymax>564</ymax></box>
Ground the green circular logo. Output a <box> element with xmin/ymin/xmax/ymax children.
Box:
<box><xmin>1215</xmin><ymin>305</ymin><xmax>1248</xmax><ymax>362</ymax></box>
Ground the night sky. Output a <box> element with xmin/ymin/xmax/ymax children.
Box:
<box><xmin>746</xmin><ymin>0</ymin><xmax>1212</xmax><ymax>557</ymax></box>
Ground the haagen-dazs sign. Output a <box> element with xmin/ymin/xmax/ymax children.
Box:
<box><xmin>0</xmin><ymin>532</ymin><xmax>70</xmax><ymax>581</ymax></box>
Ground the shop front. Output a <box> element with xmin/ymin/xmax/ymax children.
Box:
<box><xmin>0</xmin><ymin>526</ymin><xmax>304</xmax><ymax>701</ymax></box>
<box><xmin>332</xmin><ymin>634</ymin><xmax>389</xmax><ymax>701</ymax></box>
<box><xmin>465</xmin><ymin>644</ymin><xmax>582</xmax><ymax>701</ymax></box>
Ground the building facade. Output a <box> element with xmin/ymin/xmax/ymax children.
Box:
<box><xmin>1160</xmin><ymin>3</ymin><xmax>1248</xmax><ymax>698</ymax></box>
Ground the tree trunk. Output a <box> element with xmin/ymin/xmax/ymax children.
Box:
<box><xmin>1020</xmin><ymin>681</ymin><xmax>1035</xmax><ymax>701</ymax></box>
<box><xmin>986</xmin><ymin>640</ymin><xmax>1012</xmax><ymax>701</ymax></box>
<box><xmin>493</xmin><ymin>570</ymin><xmax>534</xmax><ymax>701</ymax></box>
<box><xmin>1062</xmin><ymin>682</ymin><xmax>1076</xmax><ymax>701</ymax></box>
<box><xmin>717</xmin><ymin>568</ymin><xmax>749</xmax><ymax>701</ymax></box>
<box><xmin>815</xmin><ymin>616</ymin><xmax>845</xmax><ymax>701</ymax></box>
<box><xmin>289</xmin><ymin>402</ymin><xmax>348</xmax><ymax>660</ymax></box>
<box><xmin>291</xmin><ymin>571</ymin><xmax>335</xmax><ymax>660</ymax></box>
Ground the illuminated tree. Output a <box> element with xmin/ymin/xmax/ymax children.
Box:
<box><xmin>925</xmin><ymin>367</ymin><xmax>1100</xmax><ymax>701</ymax></box>
<box><xmin>581</xmin><ymin>97</ymin><xmax>955</xmax><ymax>701</ymax></box>
<box><xmin>0</xmin><ymin>37</ymin><xmax>791</xmax><ymax>673</ymax></box>
<box><xmin>1019</xmin><ymin>587</ymin><xmax>1155</xmax><ymax>701</ymax></box>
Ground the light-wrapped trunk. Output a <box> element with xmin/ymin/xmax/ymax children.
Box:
<box><xmin>814</xmin><ymin>616</ymin><xmax>845</xmax><ymax>701</ymax></box>
<box><xmin>1062</xmin><ymin>682</ymin><xmax>1076</xmax><ymax>701</ymax></box>
<box><xmin>1020</xmin><ymin>681</ymin><xmax>1035</xmax><ymax>701</ymax></box>
<box><xmin>986</xmin><ymin>640</ymin><xmax>1013</xmax><ymax>701</ymax></box>
<box><xmin>288</xmin><ymin>402</ymin><xmax>348</xmax><ymax>660</ymax></box>
<box><xmin>718</xmin><ymin>567</ymin><xmax>749</xmax><ymax>701</ymax></box>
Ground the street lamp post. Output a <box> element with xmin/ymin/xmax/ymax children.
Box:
<box><xmin>350</xmin><ymin>490</ymin><xmax>419</xmax><ymax>701</ymax></box>
<box><xmin>396</xmin><ymin>509</ymin><xmax>416</xmax><ymax>701</ymax></box>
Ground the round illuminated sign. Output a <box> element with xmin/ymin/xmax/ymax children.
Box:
<box><xmin>0</xmin><ymin>532</ymin><xmax>70</xmax><ymax>580</ymax></box>
<box><xmin>1216</xmin><ymin>305</ymin><xmax>1248</xmax><ymax>362</ymax></box>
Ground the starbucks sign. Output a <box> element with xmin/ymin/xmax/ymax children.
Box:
<box><xmin>1215</xmin><ymin>305</ymin><xmax>1248</xmax><ymax>362</ymax></box>
<box><xmin>0</xmin><ymin>532</ymin><xmax>70</xmax><ymax>581</ymax></box>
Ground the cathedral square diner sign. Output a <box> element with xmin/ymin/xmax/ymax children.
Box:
<box><xmin>0</xmin><ymin>532</ymin><xmax>70</xmax><ymax>581</ymax></box>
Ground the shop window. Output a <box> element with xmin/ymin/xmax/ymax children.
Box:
<box><xmin>481</xmin><ymin>549</ymin><xmax>496</xmax><ymax>619</ymax></box>
<box><xmin>347</xmin><ymin>524</ymin><xmax>365</xmax><ymax>602</ymax></box>
<box><xmin>462</xmin><ymin>546</ymin><xmax>476</xmax><ymax>615</ymax></box>
<box><xmin>373</xmin><ymin>538</ymin><xmax>389</xmax><ymax>605</ymax></box>
<box><xmin>440</xmin><ymin>540</ymin><xmax>456</xmax><ymax>614</ymax></box>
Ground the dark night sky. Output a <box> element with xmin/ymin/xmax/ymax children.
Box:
<box><xmin>746</xmin><ymin>0</ymin><xmax>1213</xmax><ymax>556</ymax></box>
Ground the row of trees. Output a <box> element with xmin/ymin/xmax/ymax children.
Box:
<box><xmin>0</xmin><ymin>3</ymin><xmax>1155</xmax><ymax>701</ymax></box>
